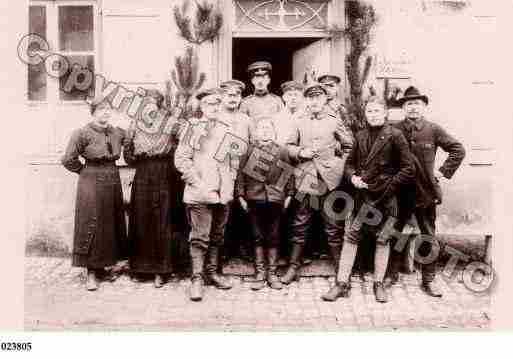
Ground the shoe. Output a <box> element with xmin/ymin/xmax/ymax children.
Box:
<box><xmin>190</xmin><ymin>276</ymin><xmax>204</xmax><ymax>301</ymax></box>
<box><xmin>321</xmin><ymin>281</ymin><xmax>351</xmax><ymax>301</ymax></box>
<box><xmin>154</xmin><ymin>274</ymin><xmax>164</xmax><ymax>288</ymax></box>
<box><xmin>373</xmin><ymin>281</ymin><xmax>388</xmax><ymax>303</ymax></box>
<box><xmin>281</xmin><ymin>244</ymin><xmax>303</xmax><ymax>285</ymax></box>
<box><xmin>251</xmin><ymin>246</ymin><xmax>266</xmax><ymax>291</ymax></box>
<box><xmin>206</xmin><ymin>273</ymin><xmax>232</xmax><ymax>290</ymax></box>
<box><xmin>86</xmin><ymin>269</ymin><xmax>98</xmax><ymax>291</ymax></box>
<box><xmin>421</xmin><ymin>281</ymin><xmax>442</xmax><ymax>298</ymax></box>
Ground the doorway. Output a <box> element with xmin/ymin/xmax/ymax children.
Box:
<box><xmin>232</xmin><ymin>37</ymin><xmax>329</xmax><ymax>97</ymax></box>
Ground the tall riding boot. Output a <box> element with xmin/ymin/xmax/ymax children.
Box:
<box><xmin>205</xmin><ymin>245</ymin><xmax>232</xmax><ymax>290</ymax></box>
<box><xmin>385</xmin><ymin>250</ymin><xmax>402</xmax><ymax>287</ymax></box>
<box><xmin>281</xmin><ymin>244</ymin><xmax>303</xmax><ymax>285</ymax></box>
<box><xmin>421</xmin><ymin>262</ymin><xmax>442</xmax><ymax>297</ymax></box>
<box><xmin>189</xmin><ymin>245</ymin><xmax>206</xmax><ymax>301</ymax></box>
<box><xmin>267</xmin><ymin>246</ymin><xmax>283</xmax><ymax>290</ymax></box>
<box><xmin>251</xmin><ymin>246</ymin><xmax>266</xmax><ymax>291</ymax></box>
<box><xmin>329</xmin><ymin>244</ymin><xmax>342</xmax><ymax>274</ymax></box>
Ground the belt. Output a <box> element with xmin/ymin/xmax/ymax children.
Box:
<box><xmin>85</xmin><ymin>159</ymin><xmax>117</xmax><ymax>166</ymax></box>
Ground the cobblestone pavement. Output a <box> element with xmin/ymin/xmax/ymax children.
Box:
<box><xmin>25</xmin><ymin>257</ymin><xmax>490</xmax><ymax>331</ymax></box>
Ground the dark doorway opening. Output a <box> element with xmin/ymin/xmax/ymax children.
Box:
<box><xmin>232</xmin><ymin>37</ymin><xmax>322</xmax><ymax>97</ymax></box>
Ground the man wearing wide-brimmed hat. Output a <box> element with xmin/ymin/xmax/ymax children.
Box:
<box><xmin>390</xmin><ymin>86</ymin><xmax>465</xmax><ymax>297</ymax></box>
<box><xmin>240</xmin><ymin>61</ymin><xmax>284</xmax><ymax>121</ymax></box>
<box><xmin>281</xmin><ymin>83</ymin><xmax>353</xmax><ymax>285</ymax></box>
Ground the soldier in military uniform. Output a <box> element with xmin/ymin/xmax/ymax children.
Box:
<box><xmin>175</xmin><ymin>88</ymin><xmax>240</xmax><ymax>301</ymax></box>
<box><xmin>318</xmin><ymin>74</ymin><xmax>365</xmax><ymax>134</ymax></box>
<box><xmin>281</xmin><ymin>83</ymin><xmax>353</xmax><ymax>284</ymax></box>
<box><xmin>233</xmin><ymin>62</ymin><xmax>283</xmax><ymax>260</ymax></box>
<box><xmin>218</xmin><ymin>79</ymin><xmax>251</xmax><ymax>142</ymax></box>
<box><xmin>240</xmin><ymin>61</ymin><xmax>284</xmax><ymax>121</ymax></box>
<box><xmin>270</xmin><ymin>80</ymin><xmax>305</xmax><ymax>145</ymax></box>
<box><xmin>391</xmin><ymin>86</ymin><xmax>466</xmax><ymax>297</ymax></box>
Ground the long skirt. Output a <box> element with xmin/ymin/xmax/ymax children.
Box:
<box><xmin>129</xmin><ymin>157</ymin><xmax>178</xmax><ymax>273</ymax></box>
<box><xmin>72</xmin><ymin>162</ymin><xmax>127</xmax><ymax>269</ymax></box>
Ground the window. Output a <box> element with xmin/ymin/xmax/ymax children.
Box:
<box><xmin>27</xmin><ymin>1</ymin><xmax>97</xmax><ymax>102</ymax></box>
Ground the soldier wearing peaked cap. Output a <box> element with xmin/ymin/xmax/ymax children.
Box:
<box><xmin>175</xmin><ymin>86</ymin><xmax>244</xmax><ymax>301</ymax></box>
<box><xmin>389</xmin><ymin>86</ymin><xmax>466</xmax><ymax>298</ymax></box>
<box><xmin>220</xmin><ymin>79</ymin><xmax>246</xmax><ymax>92</ymax></box>
<box><xmin>280</xmin><ymin>82</ymin><xmax>353</xmax><ymax>285</ymax></box>
<box><xmin>318</xmin><ymin>74</ymin><xmax>363</xmax><ymax>135</ymax></box>
<box><xmin>195</xmin><ymin>87</ymin><xmax>222</xmax><ymax>101</ymax></box>
<box><xmin>270</xmin><ymin>80</ymin><xmax>305</xmax><ymax>145</ymax></box>
<box><xmin>240</xmin><ymin>61</ymin><xmax>284</xmax><ymax>121</ymax></box>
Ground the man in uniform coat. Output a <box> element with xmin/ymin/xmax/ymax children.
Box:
<box><xmin>240</xmin><ymin>61</ymin><xmax>284</xmax><ymax>121</ymax></box>
<box><xmin>321</xmin><ymin>96</ymin><xmax>415</xmax><ymax>303</ymax></box>
<box><xmin>281</xmin><ymin>83</ymin><xmax>353</xmax><ymax>284</ymax></box>
<box><xmin>391</xmin><ymin>86</ymin><xmax>466</xmax><ymax>297</ymax></box>
<box><xmin>318</xmin><ymin>74</ymin><xmax>366</xmax><ymax>135</ymax></box>
<box><xmin>175</xmin><ymin>88</ymin><xmax>243</xmax><ymax>301</ymax></box>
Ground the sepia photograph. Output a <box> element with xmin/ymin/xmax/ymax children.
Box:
<box><xmin>5</xmin><ymin>0</ymin><xmax>505</xmax><ymax>336</ymax></box>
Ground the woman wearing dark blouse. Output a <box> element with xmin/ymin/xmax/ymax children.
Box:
<box><xmin>124</xmin><ymin>90</ymin><xmax>182</xmax><ymax>288</ymax></box>
<box><xmin>61</xmin><ymin>100</ymin><xmax>127</xmax><ymax>291</ymax></box>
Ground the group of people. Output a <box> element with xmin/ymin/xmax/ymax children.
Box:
<box><xmin>62</xmin><ymin>60</ymin><xmax>466</xmax><ymax>304</ymax></box>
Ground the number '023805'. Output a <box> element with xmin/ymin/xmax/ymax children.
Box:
<box><xmin>1</xmin><ymin>342</ymin><xmax>32</xmax><ymax>351</ymax></box>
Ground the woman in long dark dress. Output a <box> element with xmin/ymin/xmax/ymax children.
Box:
<box><xmin>61</xmin><ymin>100</ymin><xmax>127</xmax><ymax>291</ymax></box>
<box><xmin>124</xmin><ymin>90</ymin><xmax>182</xmax><ymax>288</ymax></box>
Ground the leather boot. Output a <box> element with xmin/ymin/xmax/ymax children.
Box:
<box><xmin>251</xmin><ymin>246</ymin><xmax>266</xmax><ymax>291</ymax></box>
<box><xmin>281</xmin><ymin>244</ymin><xmax>303</xmax><ymax>285</ymax></box>
<box><xmin>154</xmin><ymin>274</ymin><xmax>164</xmax><ymax>288</ymax></box>
<box><xmin>189</xmin><ymin>245</ymin><xmax>205</xmax><ymax>301</ymax></box>
<box><xmin>321</xmin><ymin>281</ymin><xmax>351</xmax><ymax>301</ymax></box>
<box><xmin>205</xmin><ymin>245</ymin><xmax>232</xmax><ymax>290</ymax></box>
<box><xmin>86</xmin><ymin>269</ymin><xmax>98</xmax><ymax>291</ymax></box>
<box><xmin>385</xmin><ymin>250</ymin><xmax>402</xmax><ymax>287</ymax></box>
<box><xmin>421</xmin><ymin>263</ymin><xmax>442</xmax><ymax>297</ymax></box>
<box><xmin>329</xmin><ymin>244</ymin><xmax>342</xmax><ymax>274</ymax></box>
<box><xmin>267</xmin><ymin>247</ymin><xmax>283</xmax><ymax>290</ymax></box>
<box><xmin>373</xmin><ymin>281</ymin><xmax>388</xmax><ymax>303</ymax></box>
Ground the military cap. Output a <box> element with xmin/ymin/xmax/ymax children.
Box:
<box><xmin>195</xmin><ymin>88</ymin><xmax>222</xmax><ymax>102</ymax></box>
<box><xmin>280</xmin><ymin>80</ymin><xmax>304</xmax><ymax>94</ymax></box>
<box><xmin>247</xmin><ymin>61</ymin><xmax>272</xmax><ymax>76</ymax></box>
<box><xmin>220</xmin><ymin>79</ymin><xmax>246</xmax><ymax>92</ymax></box>
<box><xmin>317</xmin><ymin>74</ymin><xmax>341</xmax><ymax>84</ymax></box>
<box><xmin>303</xmin><ymin>83</ymin><xmax>327</xmax><ymax>97</ymax></box>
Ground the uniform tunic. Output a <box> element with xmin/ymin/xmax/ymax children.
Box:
<box><xmin>124</xmin><ymin>116</ymin><xmax>182</xmax><ymax>273</ymax></box>
<box><xmin>61</xmin><ymin>122</ymin><xmax>127</xmax><ymax>269</ymax></box>
<box><xmin>240</xmin><ymin>92</ymin><xmax>284</xmax><ymax>121</ymax></box>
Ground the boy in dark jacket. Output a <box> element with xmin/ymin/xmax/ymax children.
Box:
<box><xmin>236</xmin><ymin>119</ymin><xmax>294</xmax><ymax>290</ymax></box>
<box><xmin>322</xmin><ymin>97</ymin><xmax>415</xmax><ymax>303</ymax></box>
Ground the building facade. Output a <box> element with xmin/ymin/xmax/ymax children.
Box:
<box><xmin>19</xmin><ymin>0</ymin><xmax>497</xmax><ymax>254</ymax></box>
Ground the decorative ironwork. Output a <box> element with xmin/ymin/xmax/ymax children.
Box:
<box><xmin>235</xmin><ymin>0</ymin><xmax>327</xmax><ymax>32</ymax></box>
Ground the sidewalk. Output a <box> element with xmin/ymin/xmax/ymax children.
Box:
<box><xmin>25</xmin><ymin>257</ymin><xmax>490</xmax><ymax>331</ymax></box>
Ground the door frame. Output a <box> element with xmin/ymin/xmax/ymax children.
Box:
<box><xmin>214</xmin><ymin>0</ymin><xmax>347</xmax><ymax>98</ymax></box>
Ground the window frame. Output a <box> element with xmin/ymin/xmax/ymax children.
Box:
<box><xmin>27</xmin><ymin>0</ymin><xmax>100</xmax><ymax>105</ymax></box>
